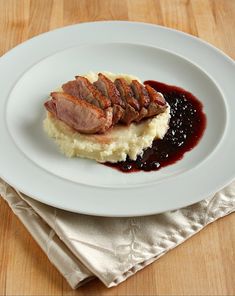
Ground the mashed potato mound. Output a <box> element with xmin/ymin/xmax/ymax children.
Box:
<box><xmin>43</xmin><ymin>72</ymin><xmax>170</xmax><ymax>163</ymax></box>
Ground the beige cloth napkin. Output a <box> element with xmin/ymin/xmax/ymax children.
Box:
<box><xmin>0</xmin><ymin>178</ymin><xmax>234</xmax><ymax>289</ymax></box>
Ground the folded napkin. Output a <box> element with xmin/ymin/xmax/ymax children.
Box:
<box><xmin>0</xmin><ymin>178</ymin><xmax>234</xmax><ymax>289</ymax></box>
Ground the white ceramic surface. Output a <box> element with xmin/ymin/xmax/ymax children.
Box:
<box><xmin>0</xmin><ymin>21</ymin><xmax>234</xmax><ymax>216</ymax></box>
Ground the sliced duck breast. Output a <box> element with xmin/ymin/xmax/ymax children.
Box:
<box><xmin>93</xmin><ymin>73</ymin><xmax>125</xmax><ymax>125</ymax></box>
<box><xmin>44</xmin><ymin>75</ymin><xmax>168</xmax><ymax>134</ymax></box>
<box><xmin>114</xmin><ymin>78</ymin><xmax>140</xmax><ymax>124</ymax></box>
<box><xmin>45</xmin><ymin>92</ymin><xmax>108</xmax><ymax>134</ymax></box>
<box><xmin>94</xmin><ymin>73</ymin><xmax>125</xmax><ymax>107</ymax></box>
<box><xmin>114</xmin><ymin>78</ymin><xmax>140</xmax><ymax>111</ymax></box>
<box><xmin>145</xmin><ymin>85</ymin><xmax>167</xmax><ymax>117</ymax></box>
<box><xmin>75</xmin><ymin>76</ymin><xmax>111</xmax><ymax>109</ymax></box>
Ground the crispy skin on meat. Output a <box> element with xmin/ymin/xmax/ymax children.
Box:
<box><xmin>75</xmin><ymin>76</ymin><xmax>111</xmax><ymax>109</ymax></box>
<box><xmin>94</xmin><ymin>73</ymin><xmax>125</xmax><ymax>125</ymax></box>
<box><xmin>145</xmin><ymin>85</ymin><xmax>167</xmax><ymax>117</ymax></box>
<box><xmin>45</xmin><ymin>92</ymin><xmax>108</xmax><ymax>134</ymax></box>
<box><xmin>62</xmin><ymin>80</ymin><xmax>80</xmax><ymax>98</ymax></box>
<box><xmin>130</xmin><ymin>80</ymin><xmax>150</xmax><ymax>122</ymax></box>
<box><xmin>44</xmin><ymin>75</ymin><xmax>168</xmax><ymax>134</ymax></box>
<box><xmin>114</xmin><ymin>78</ymin><xmax>140</xmax><ymax>111</ymax></box>
<box><xmin>145</xmin><ymin>84</ymin><xmax>166</xmax><ymax>106</ymax></box>
<box><xmin>62</xmin><ymin>78</ymin><xmax>113</xmax><ymax>130</ymax></box>
<box><xmin>131</xmin><ymin>80</ymin><xmax>150</xmax><ymax>108</ymax></box>
<box><xmin>114</xmin><ymin>78</ymin><xmax>140</xmax><ymax>124</ymax></box>
<box><xmin>93</xmin><ymin>78</ymin><xmax>108</xmax><ymax>96</ymax></box>
<box><xmin>94</xmin><ymin>73</ymin><xmax>125</xmax><ymax>107</ymax></box>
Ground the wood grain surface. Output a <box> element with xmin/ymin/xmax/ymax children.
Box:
<box><xmin>0</xmin><ymin>0</ymin><xmax>235</xmax><ymax>295</ymax></box>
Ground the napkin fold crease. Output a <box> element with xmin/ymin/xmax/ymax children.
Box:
<box><xmin>0</xmin><ymin>178</ymin><xmax>234</xmax><ymax>289</ymax></box>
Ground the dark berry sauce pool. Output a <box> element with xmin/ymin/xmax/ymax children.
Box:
<box><xmin>104</xmin><ymin>80</ymin><xmax>206</xmax><ymax>173</ymax></box>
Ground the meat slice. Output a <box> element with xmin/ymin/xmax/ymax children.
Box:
<box><xmin>94</xmin><ymin>73</ymin><xmax>125</xmax><ymax>107</ymax></box>
<box><xmin>131</xmin><ymin>80</ymin><xmax>150</xmax><ymax>108</ymax></box>
<box><xmin>94</xmin><ymin>73</ymin><xmax>125</xmax><ymax>125</ymax></box>
<box><xmin>112</xmin><ymin>104</ymin><xmax>124</xmax><ymax>125</ymax></box>
<box><xmin>120</xmin><ymin>104</ymin><xmax>139</xmax><ymax>125</ymax></box>
<box><xmin>75</xmin><ymin>76</ymin><xmax>111</xmax><ymax>109</ymax></box>
<box><xmin>145</xmin><ymin>85</ymin><xmax>167</xmax><ymax>117</ymax></box>
<box><xmin>44</xmin><ymin>99</ymin><xmax>57</xmax><ymax>115</ymax></box>
<box><xmin>99</xmin><ymin>107</ymin><xmax>113</xmax><ymax>133</ymax></box>
<box><xmin>114</xmin><ymin>78</ymin><xmax>140</xmax><ymax>111</ymax></box>
<box><xmin>130</xmin><ymin>80</ymin><xmax>150</xmax><ymax>122</ymax></box>
<box><xmin>45</xmin><ymin>92</ymin><xmax>108</xmax><ymax>134</ymax></box>
<box><xmin>62</xmin><ymin>80</ymin><xmax>80</xmax><ymax>98</ymax></box>
<box><xmin>62</xmin><ymin>79</ymin><xmax>114</xmax><ymax>130</ymax></box>
<box><xmin>145</xmin><ymin>85</ymin><xmax>166</xmax><ymax>106</ymax></box>
<box><xmin>135</xmin><ymin>107</ymin><xmax>148</xmax><ymax>122</ymax></box>
<box><xmin>114</xmin><ymin>78</ymin><xmax>140</xmax><ymax>124</ymax></box>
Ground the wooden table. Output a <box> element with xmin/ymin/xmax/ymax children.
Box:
<box><xmin>0</xmin><ymin>0</ymin><xmax>234</xmax><ymax>295</ymax></box>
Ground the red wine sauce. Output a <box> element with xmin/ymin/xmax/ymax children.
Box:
<box><xmin>104</xmin><ymin>80</ymin><xmax>206</xmax><ymax>173</ymax></box>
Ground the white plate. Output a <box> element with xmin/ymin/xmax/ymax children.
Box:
<box><xmin>0</xmin><ymin>21</ymin><xmax>234</xmax><ymax>217</ymax></box>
